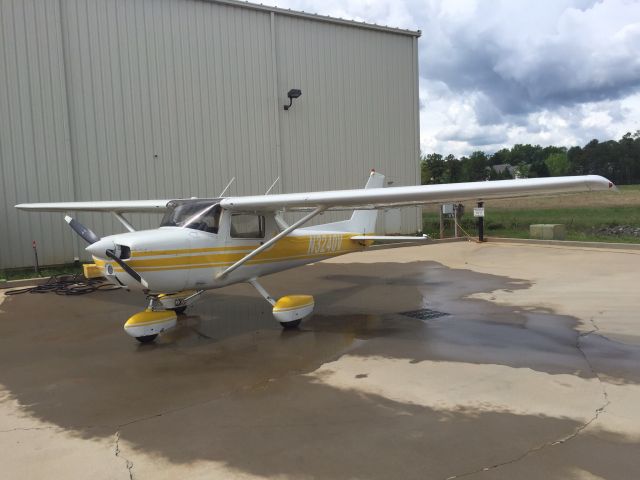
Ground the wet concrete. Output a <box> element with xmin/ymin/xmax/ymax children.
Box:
<box><xmin>1</xmin><ymin>242</ymin><xmax>639</xmax><ymax>479</ymax></box>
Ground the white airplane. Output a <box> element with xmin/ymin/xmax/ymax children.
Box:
<box><xmin>16</xmin><ymin>172</ymin><xmax>614</xmax><ymax>343</ymax></box>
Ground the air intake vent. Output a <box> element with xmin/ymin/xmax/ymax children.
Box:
<box><xmin>118</xmin><ymin>245</ymin><xmax>131</xmax><ymax>260</ymax></box>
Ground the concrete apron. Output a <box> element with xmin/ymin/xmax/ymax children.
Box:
<box><xmin>0</xmin><ymin>242</ymin><xmax>639</xmax><ymax>479</ymax></box>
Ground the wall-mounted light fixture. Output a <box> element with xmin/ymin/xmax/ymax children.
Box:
<box><xmin>283</xmin><ymin>88</ymin><xmax>302</xmax><ymax>111</ymax></box>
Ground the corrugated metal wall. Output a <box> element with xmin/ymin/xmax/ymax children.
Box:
<box><xmin>274</xmin><ymin>14</ymin><xmax>420</xmax><ymax>228</ymax></box>
<box><xmin>0</xmin><ymin>0</ymin><xmax>420</xmax><ymax>270</ymax></box>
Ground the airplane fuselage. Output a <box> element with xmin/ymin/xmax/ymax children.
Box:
<box><xmin>91</xmin><ymin>210</ymin><xmax>366</xmax><ymax>293</ymax></box>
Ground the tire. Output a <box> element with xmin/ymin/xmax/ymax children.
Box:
<box><xmin>171</xmin><ymin>306</ymin><xmax>187</xmax><ymax>315</ymax></box>
<box><xmin>280</xmin><ymin>319</ymin><xmax>301</xmax><ymax>329</ymax></box>
<box><xmin>136</xmin><ymin>334</ymin><xmax>158</xmax><ymax>344</ymax></box>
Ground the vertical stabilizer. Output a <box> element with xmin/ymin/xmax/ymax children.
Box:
<box><xmin>305</xmin><ymin>170</ymin><xmax>385</xmax><ymax>234</ymax></box>
<box><xmin>348</xmin><ymin>171</ymin><xmax>385</xmax><ymax>234</ymax></box>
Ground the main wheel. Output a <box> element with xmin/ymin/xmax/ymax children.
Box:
<box><xmin>171</xmin><ymin>306</ymin><xmax>187</xmax><ymax>315</ymax></box>
<box><xmin>136</xmin><ymin>334</ymin><xmax>158</xmax><ymax>344</ymax></box>
<box><xmin>280</xmin><ymin>319</ymin><xmax>301</xmax><ymax>329</ymax></box>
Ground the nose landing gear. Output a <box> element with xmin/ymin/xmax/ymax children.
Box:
<box><xmin>124</xmin><ymin>290</ymin><xmax>203</xmax><ymax>342</ymax></box>
<box><xmin>124</xmin><ymin>309</ymin><xmax>177</xmax><ymax>342</ymax></box>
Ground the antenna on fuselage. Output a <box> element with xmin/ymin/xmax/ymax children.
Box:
<box><xmin>218</xmin><ymin>177</ymin><xmax>235</xmax><ymax>197</ymax></box>
<box><xmin>264</xmin><ymin>177</ymin><xmax>280</xmax><ymax>195</ymax></box>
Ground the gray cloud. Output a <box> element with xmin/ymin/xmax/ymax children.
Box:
<box><xmin>438</xmin><ymin>126</ymin><xmax>508</xmax><ymax>147</ymax></box>
<box><xmin>421</xmin><ymin>0</ymin><xmax>640</xmax><ymax>119</ymax></box>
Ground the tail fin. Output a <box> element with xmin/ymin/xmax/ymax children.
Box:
<box><xmin>348</xmin><ymin>171</ymin><xmax>384</xmax><ymax>233</ymax></box>
<box><xmin>306</xmin><ymin>170</ymin><xmax>385</xmax><ymax>234</ymax></box>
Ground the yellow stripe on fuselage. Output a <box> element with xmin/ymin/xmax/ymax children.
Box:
<box><xmin>130</xmin><ymin>245</ymin><xmax>255</xmax><ymax>257</ymax></box>
<box><xmin>94</xmin><ymin>234</ymin><xmax>363</xmax><ymax>273</ymax></box>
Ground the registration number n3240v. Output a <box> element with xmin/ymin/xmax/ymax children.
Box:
<box><xmin>307</xmin><ymin>234</ymin><xmax>342</xmax><ymax>255</ymax></box>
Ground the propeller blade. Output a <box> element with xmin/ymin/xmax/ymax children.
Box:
<box><xmin>65</xmin><ymin>215</ymin><xmax>100</xmax><ymax>244</ymax></box>
<box><xmin>105</xmin><ymin>249</ymin><xmax>149</xmax><ymax>288</ymax></box>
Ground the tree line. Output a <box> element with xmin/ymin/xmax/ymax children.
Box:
<box><xmin>421</xmin><ymin>131</ymin><xmax>640</xmax><ymax>185</ymax></box>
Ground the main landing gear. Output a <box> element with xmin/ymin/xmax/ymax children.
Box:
<box><xmin>248</xmin><ymin>278</ymin><xmax>314</xmax><ymax>329</ymax></box>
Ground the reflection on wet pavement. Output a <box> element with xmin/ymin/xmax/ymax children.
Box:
<box><xmin>1</xmin><ymin>256</ymin><xmax>640</xmax><ymax>479</ymax></box>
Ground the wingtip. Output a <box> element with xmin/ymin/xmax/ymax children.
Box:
<box><xmin>586</xmin><ymin>175</ymin><xmax>617</xmax><ymax>192</ymax></box>
<box><xmin>602</xmin><ymin>176</ymin><xmax>618</xmax><ymax>192</ymax></box>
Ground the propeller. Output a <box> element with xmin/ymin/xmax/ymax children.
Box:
<box><xmin>64</xmin><ymin>215</ymin><xmax>100</xmax><ymax>244</ymax></box>
<box><xmin>105</xmin><ymin>249</ymin><xmax>149</xmax><ymax>288</ymax></box>
<box><xmin>64</xmin><ymin>215</ymin><xmax>149</xmax><ymax>289</ymax></box>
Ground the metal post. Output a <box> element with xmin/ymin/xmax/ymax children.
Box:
<box><xmin>439</xmin><ymin>206</ymin><xmax>444</xmax><ymax>239</ymax></box>
<box><xmin>453</xmin><ymin>204</ymin><xmax>460</xmax><ymax>238</ymax></box>
<box><xmin>477</xmin><ymin>201</ymin><xmax>484</xmax><ymax>242</ymax></box>
<box><xmin>32</xmin><ymin>240</ymin><xmax>40</xmax><ymax>275</ymax></box>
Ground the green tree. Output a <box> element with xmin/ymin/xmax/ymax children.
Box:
<box><xmin>515</xmin><ymin>162</ymin><xmax>530</xmax><ymax>178</ymax></box>
<box><xmin>545</xmin><ymin>152</ymin><xmax>569</xmax><ymax>176</ymax></box>
<box><xmin>421</xmin><ymin>132</ymin><xmax>640</xmax><ymax>185</ymax></box>
<box><xmin>463</xmin><ymin>151</ymin><xmax>488</xmax><ymax>181</ymax></box>
<box><xmin>420</xmin><ymin>153</ymin><xmax>446</xmax><ymax>184</ymax></box>
<box><xmin>510</xmin><ymin>144</ymin><xmax>543</xmax><ymax>165</ymax></box>
<box><xmin>489</xmin><ymin>148</ymin><xmax>511</xmax><ymax>166</ymax></box>
<box><xmin>444</xmin><ymin>154</ymin><xmax>463</xmax><ymax>183</ymax></box>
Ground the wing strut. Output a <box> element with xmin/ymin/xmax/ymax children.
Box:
<box><xmin>216</xmin><ymin>206</ymin><xmax>326</xmax><ymax>280</ymax></box>
<box><xmin>113</xmin><ymin>212</ymin><xmax>135</xmax><ymax>232</ymax></box>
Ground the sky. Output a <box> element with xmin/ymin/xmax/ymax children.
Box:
<box><xmin>263</xmin><ymin>0</ymin><xmax>640</xmax><ymax>157</ymax></box>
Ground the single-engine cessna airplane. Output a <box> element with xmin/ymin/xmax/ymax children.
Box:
<box><xmin>17</xmin><ymin>171</ymin><xmax>614</xmax><ymax>343</ymax></box>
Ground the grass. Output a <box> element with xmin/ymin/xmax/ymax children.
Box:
<box><xmin>423</xmin><ymin>185</ymin><xmax>640</xmax><ymax>243</ymax></box>
<box><xmin>0</xmin><ymin>263</ymin><xmax>84</xmax><ymax>282</ymax></box>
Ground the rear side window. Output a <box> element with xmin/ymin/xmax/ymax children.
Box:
<box><xmin>230</xmin><ymin>214</ymin><xmax>265</xmax><ymax>239</ymax></box>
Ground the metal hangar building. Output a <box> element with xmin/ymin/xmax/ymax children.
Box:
<box><xmin>0</xmin><ymin>0</ymin><xmax>421</xmax><ymax>269</ymax></box>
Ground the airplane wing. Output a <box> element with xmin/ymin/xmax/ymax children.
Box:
<box><xmin>16</xmin><ymin>175</ymin><xmax>614</xmax><ymax>214</ymax></box>
<box><xmin>220</xmin><ymin>175</ymin><xmax>614</xmax><ymax>212</ymax></box>
<box><xmin>15</xmin><ymin>200</ymin><xmax>172</xmax><ymax>213</ymax></box>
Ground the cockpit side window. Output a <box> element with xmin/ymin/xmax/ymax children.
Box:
<box><xmin>230</xmin><ymin>213</ymin><xmax>265</xmax><ymax>239</ymax></box>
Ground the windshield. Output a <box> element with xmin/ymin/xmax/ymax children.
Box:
<box><xmin>160</xmin><ymin>202</ymin><xmax>221</xmax><ymax>234</ymax></box>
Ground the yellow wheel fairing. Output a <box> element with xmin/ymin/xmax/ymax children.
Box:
<box><xmin>273</xmin><ymin>295</ymin><xmax>315</xmax><ymax>312</ymax></box>
<box><xmin>272</xmin><ymin>295</ymin><xmax>315</xmax><ymax>323</ymax></box>
<box><xmin>124</xmin><ymin>309</ymin><xmax>177</xmax><ymax>338</ymax></box>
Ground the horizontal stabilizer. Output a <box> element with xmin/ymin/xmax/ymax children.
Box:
<box><xmin>350</xmin><ymin>235</ymin><xmax>429</xmax><ymax>242</ymax></box>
